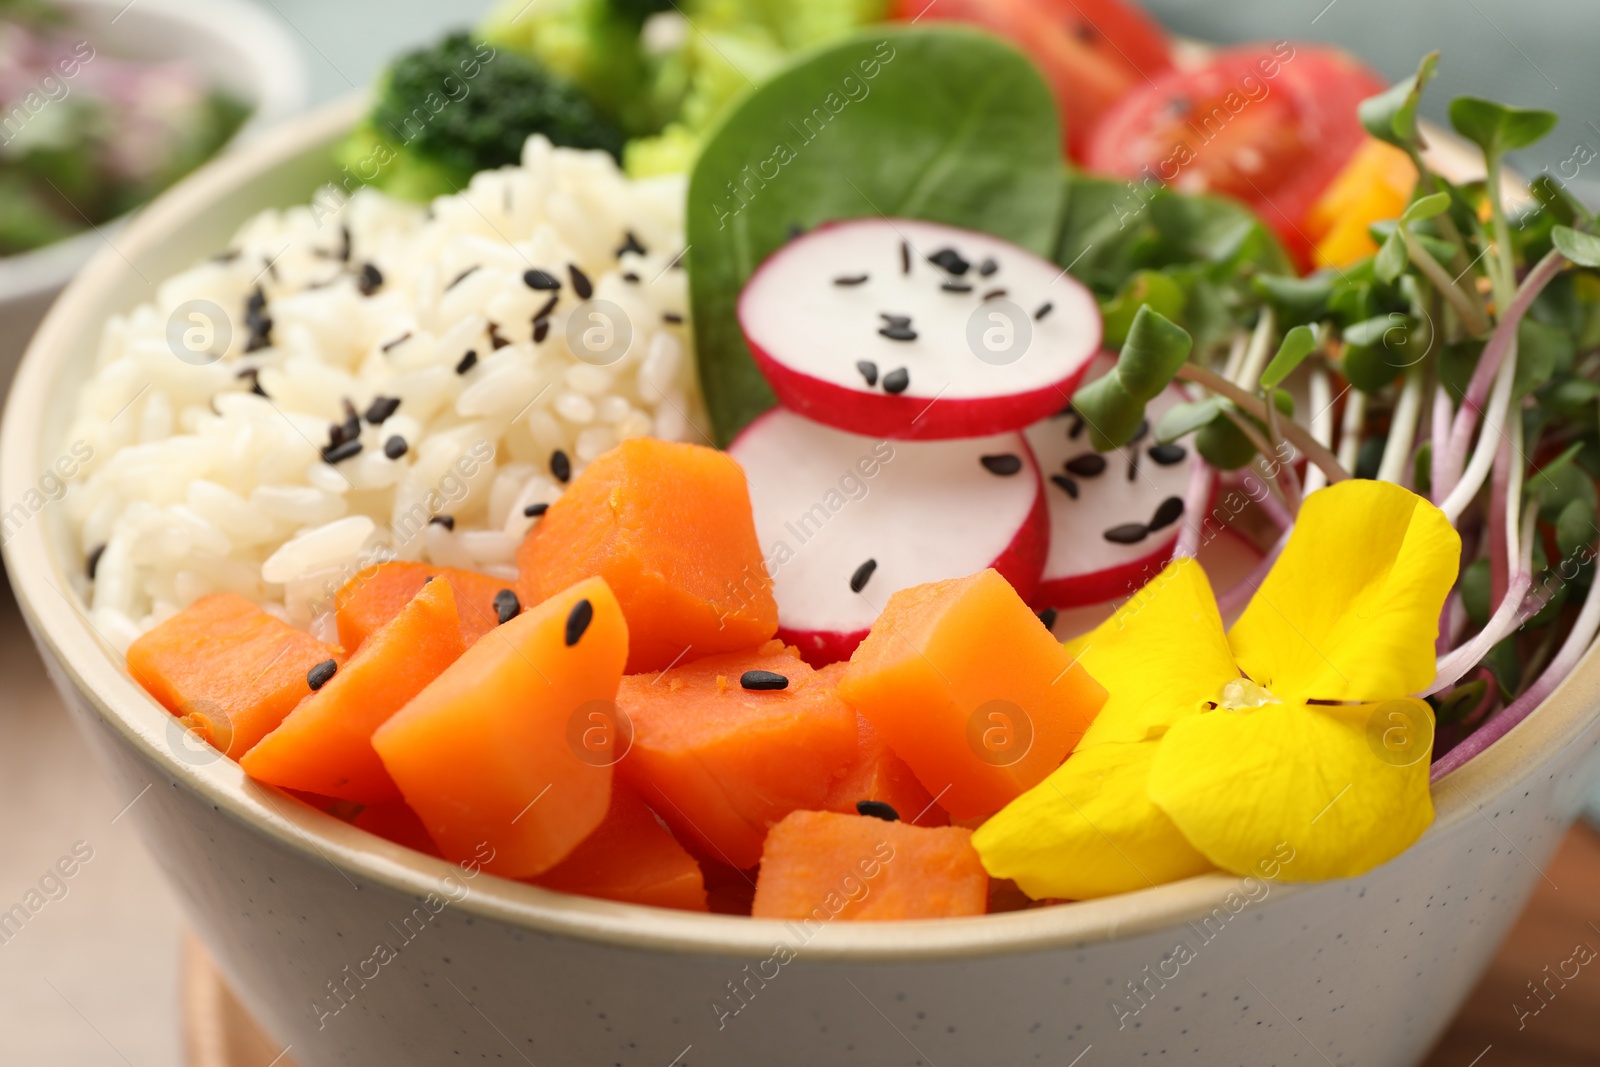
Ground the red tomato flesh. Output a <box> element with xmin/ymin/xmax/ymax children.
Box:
<box><xmin>895</xmin><ymin>0</ymin><xmax>1175</xmax><ymax>160</ymax></box>
<box><xmin>1084</xmin><ymin>44</ymin><xmax>1385</xmax><ymax>265</ymax></box>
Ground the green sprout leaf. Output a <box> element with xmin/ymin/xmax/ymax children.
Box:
<box><xmin>1073</xmin><ymin>305</ymin><xmax>1193</xmax><ymax>450</ymax></box>
<box><xmin>1400</xmin><ymin>192</ymin><xmax>1452</xmax><ymax>226</ymax></box>
<box><xmin>1433</xmin><ymin>677</ymin><xmax>1487</xmax><ymax>726</ymax></box>
<box><xmin>1448</xmin><ymin>97</ymin><xmax>1558</xmax><ymax>160</ymax></box>
<box><xmin>1359</xmin><ymin>51</ymin><xmax>1439</xmax><ymax>151</ymax></box>
<box><xmin>1553</xmin><ymin>225</ymin><xmax>1600</xmax><ymax>268</ymax></box>
<box><xmin>1253</xmin><ymin>273</ymin><xmax>1333</xmax><ymax>325</ymax></box>
<box><xmin>1195</xmin><ymin>411</ymin><xmax>1258</xmax><ymax>470</ymax></box>
<box><xmin>1556</xmin><ymin>496</ymin><xmax>1598</xmax><ymax>560</ymax></box>
<box><xmin>1374</xmin><ymin>229</ymin><xmax>1408</xmax><ymax>283</ymax></box>
<box><xmin>1155</xmin><ymin>397</ymin><xmax>1224</xmax><ymax>443</ymax></box>
<box><xmin>1260</xmin><ymin>324</ymin><xmax>1318</xmax><ymax>390</ymax></box>
<box><xmin>1101</xmin><ymin>270</ymin><xmax>1186</xmax><ymax>348</ymax></box>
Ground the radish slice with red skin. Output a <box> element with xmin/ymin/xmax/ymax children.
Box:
<box><xmin>729</xmin><ymin>407</ymin><xmax>1047</xmax><ymax>666</ymax></box>
<box><xmin>738</xmin><ymin>218</ymin><xmax>1101</xmax><ymax>441</ymax></box>
<box><xmin>1026</xmin><ymin>354</ymin><xmax>1212</xmax><ymax>610</ymax></box>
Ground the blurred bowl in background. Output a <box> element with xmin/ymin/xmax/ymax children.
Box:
<box><xmin>0</xmin><ymin>0</ymin><xmax>308</xmax><ymax>387</ymax></box>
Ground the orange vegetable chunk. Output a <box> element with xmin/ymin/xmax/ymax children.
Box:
<box><xmin>515</xmin><ymin>438</ymin><xmax>778</xmax><ymax>672</ymax></box>
<box><xmin>354</xmin><ymin>802</ymin><xmax>442</xmax><ymax>858</ymax></box>
<box><xmin>751</xmin><ymin>811</ymin><xmax>988</xmax><ymax>921</ymax></box>
<box><xmin>335</xmin><ymin>561</ymin><xmax>510</xmax><ymax>651</ymax></box>
<box><xmin>372</xmin><ymin>577</ymin><xmax>627</xmax><ymax>878</ymax></box>
<box><xmin>127</xmin><ymin>593</ymin><xmax>342</xmax><ymax>759</ymax></box>
<box><xmin>839</xmin><ymin>569</ymin><xmax>1107</xmax><ymax>820</ymax></box>
<box><xmin>616</xmin><ymin>641</ymin><xmax>857</xmax><ymax>870</ymax></box>
<box><xmin>242</xmin><ymin>579</ymin><xmax>466</xmax><ymax>803</ymax></box>
<box><xmin>825</xmin><ymin>713</ymin><xmax>949</xmax><ymax>828</ymax></box>
<box><xmin>534</xmin><ymin>783</ymin><xmax>707</xmax><ymax>912</ymax></box>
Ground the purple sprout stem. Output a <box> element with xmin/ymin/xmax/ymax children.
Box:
<box><xmin>1430</xmin><ymin>384</ymin><xmax>1457</xmax><ymax>506</ymax></box>
<box><xmin>1429</xmin><ymin>568</ymin><xmax>1533</xmax><ymax>696</ymax></box>
<box><xmin>1488</xmin><ymin>433</ymin><xmax>1512</xmax><ymax>605</ymax></box>
<box><xmin>1444</xmin><ymin>249</ymin><xmax>1564</xmax><ymax>466</ymax></box>
<box><xmin>1432</xmin><ymin>556</ymin><xmax>1600</xmax><ymax>781</ymax></box>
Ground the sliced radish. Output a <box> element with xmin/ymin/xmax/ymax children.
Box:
<box><xmin>739</xmin><ymin>218</ymin><xmax>1101</xmax><ymax>441</ymax></box>
<box><xmin>1026</xmin><ymin>354</ymin><xmax>1212</xmax><ymax>609</ymax></box>
<box><xmin>729</xmin><ymin>407</ymin><xmax>1047</xmax><ymax>665</ymax></box>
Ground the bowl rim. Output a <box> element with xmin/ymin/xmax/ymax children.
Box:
<box><xmin>5</xmin><ymin>94</ymin><xmax>1598</xmax><ymax>964</ymax></box>
<box><xmin>0</xmin><ymin>0</ymin><xmax>310</xmax><ymax>299</ymax></box>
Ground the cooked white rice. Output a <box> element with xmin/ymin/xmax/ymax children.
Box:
<box><xmin>63</xmin><ymin>136</ymin><xmax>703</xmax><ymax>651</ymax></box>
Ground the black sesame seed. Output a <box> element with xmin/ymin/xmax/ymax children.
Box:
<box><xmin>980</xmin><ymin>453</ymin><xmax>1023</xmax><ymax>476</ymax></box>
<box><xmin>1050</xmin><ymin>474</ymin><xmax>1080</xmax><ymax>499</ymax></box>
<box><xmin>214</xmin><ymin>248</ymin><xmax>241</xmax><ymax>264</ymax></box>
<box><xmin>365</xmin><ymin>396</ymin><xmax>401</xmax><ymax>425</ymax></box>
<box><xmin>928</xmin><ymin>248</ymin><xmax>970</xmax><ymax>275</ymax></box>
<box><xmin>1130</xmin><ymin>419</ymin><xmax>1150</xmax><ymax>445</ymax></box>
<box><xmin>1104</xmin><ymin>523</ymin><xmax>1149</xmax><ymax>545</ymax></box>
<box><xmin>1068</xmin><ymin>415</ymin><xmax>1086</xmax><ymax>440</ymax></box>
<box><xmin>879</xmin><ymin>325</ymin><xmax>918</xmax><ymax>342</ymax></box>
<box><xmin>446</xmin><ymin>265</ymin><xmax>479</xmax><ymax>291</ymax></box>
<box><xmin>1149</xmin><ymin>496</ymin><xmax>1185</xmax><ymax>531</ymax></box>
<box><xmin>978</xmin><ymin>257</ymin><xmax>999</xmax><ymax>277</ymax></box>
<box><xmin>488</xmin><ymin>323</ymin><xmax>510</xmax><ymax>349</ymax></box>
<box><xmin>383</xmin><ymin>435</ymin><xmax>408</xmax><ymax>460</ymax></box>
<box><xmin>1065</xmin><ymin>454</ymin><xmax>1107</xmax><ymax>477</ymax></box>
<box><xmin>357</xmin><ymin>262</ymin><xmax>383</xmax><ymax>296</ymax></box>
<box><xmin>455</xmin><ymin>350</ymin><xmax>478</xmax><ymax>375</ymax></box>
<box><xmin>1035</xmin><ymin>301</ymin><xmax>1054</xmax><ymax>321</ymax></box>
<box><xmin>338</xmin><ymin>224</ymin><xmax>352</xmax><ymax>263</ymax></box>
<box><xmin>981</xmin><ymin>288</ymin><xmax>1008</xmax><ymax>301</ymax></box>
<box><xmin>322</xmin><ymin>439</ymin><xmax>362</xmax><ymax>464</ymax></box>
<box><xmin>533</xmin><ymin>318</ymin><xmax>551</xmax><ymax>344</ymax></box>
<box><xmin>881</xmin><ymin>368</ymin><xmax>910</xmax><ymax>394</ymax></box>
<box><xmin>550</xmin><ymin>450</ymin><xmax>572</xmax><ymax>483</ymax></box>
<box><xmin>1148</xmin><ymin>443</ymin><xmax>1188</xmax><ymax>466</ymax></box>
<box><xmin>740</xmin><ymin>670</ymin><xmax>789</xmax><ymax>691</ymax></box>
<box><xmin>941</xmin><ymin>282</ymin><xmax>974</xmax><ymax>293</ymax></box>
<box><xmin>1037</xmin><ymin>607</ymin><xmax>1058</xmax><ymax>631</ymax></box>
<box><xmin>531</xmin><ymin>294</ymin><xmax>559</xmax><ymax>321</ymax></box>
<box><xmin>900</xmin><ymin>240</ymin><xmax>911</xmax><ymax>274</ymax></box>
<box><xmin>523</xmin><ymin>269</ymin><xmax>561</xmax><ymax>291</ymax></box>
<box><xmin>617</xmin><ymin>231</ymin><xmax>648</xmax><ymax>258</ymax></box>
<box><xmin>86</xmin><ymin>543</ymin><xmax>105</xmax><ymax>580</ymax></box>
<box><xmin>251</xmin><ymin>378</ymin><xmax>269</xmax><ymax>398</ymax></box>
<box><xmin>430</xmin><ymin>514</ymin><xmax>455</xmax><ymax>531</ymax></box>
<box><xmin>622</xmin><ymin>272</ymin><xmax>641</xmax><ymax>283</ymax></box>
<box><xmin>494</xmin><ymin>589</ymin><xmax>521</xmax><ymax>625</ymax></box>
<box><xmin>879</xmin><ymin>313</ymin><xmax>911</xmax><ymax>327</ymax></box>
<box><xmin>565</xmin><ymin>598</ymin><xmax>593</xmax><ymax>646</ymax></box>
<box><xmin>850</xmin><ymin>559</ymin><xmax>877</xmax><ymax>593</ymax></box>
<box><xmin>789</xmin><ymin>224</ymin><xmax>807</xmax><ymax>241</ymax></box>
<box><xmin>856</xmin><ymin>360</ymin><xmax>879</xmax><ymax>386</ymax></box>
<box><xmin>307</xmin><ymin>659</ymin><xmax>338</xmax><ymax>691</ymax></box>
<box><xmin>1128</xmin><ymin>452</ymin><xmax>1141</xmax><ymax>482</ymax></box>
<box><xmin>523</xmin><ymin>502</ymin><xmax>549</xmax><ymax>518</ymax></box>
<box><xmin>246</xmin><ymin>286</ymin><xmax>267</xmax><ymax>315</ymax></box>
<box><xmin>568</xmin><ymin>264</ymin><xmax>594</xmax><ymax>300</ymax></box>
<box><xmin>340</xmin><ymin>399</ymin><xmax>360</xmax><ymax>444</ymax></box>
<box><xmin>663</xmin><ymin>312</ymin><xmax>684</xmax><ymax>324</ymax></box>
<box><xmin>834</xmin><ymin>273</ymin><xmax>870</xmax><ymax>286</ymax></box>
<box><xmin>856</xmin><ymin>800</ymin><xmax>900</xmax><ymax>822</ymax></box>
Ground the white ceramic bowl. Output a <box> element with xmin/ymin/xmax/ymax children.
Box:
<box><xmin>0</xmin><ymin>0</ymin><xmax>308</xmax><ymax>385</ymax></box>
<box><xmin>6</xmin><ymin>96</ymin><xmax>1600</xmax><ymax>1067</ymax></box>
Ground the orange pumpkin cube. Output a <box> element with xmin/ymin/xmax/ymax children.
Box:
<box><xmin>242</xmin><ymin>578</ymin><xmax>466</xmax><ymax>803</ymax></box>
<box><xmin>335</xmin><ymin>561</ymin><xmax>511</xmax><ymax>651</ymax></box>
<box><xmin>616</xmin><ymin>641</ymin><xmax>857</xmax><ymax>870</ymax></box>
<box><xmin>372</xmin><ymin>577</ymin><xmax>627</xmax><ymax>878</ymax></box>
<box><xmin>515</xmin><ymin>439</ymin><xmax>778</xmax><ymax>672</ymax></box>
<box><xmin>127</xmin><ymin>593</ymin><xmax>342</xmax><ymax>759</ymax></box>
<box><xmin>534</xmin><ymin>783</ymin><xmax>707</xmax><ymax>912</ymax></box>
<box><xmin>839</xmin><ymin>569</ymin><xmax>1106</xmax><ymax>820</ymax></box>
<box><xmin>751</xmin><ymin>811</ymin><xmax>988</xmax><ymax>921</ymax></box>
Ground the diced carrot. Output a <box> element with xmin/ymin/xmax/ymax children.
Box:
<box><xmin>242</xmin><ymin>579</ymin><xmax>466</xmax><ymax>803</ymax></box>
<box><xmin>839</xmin><ymin>569</ymin><xmax>1107</xmax><ymax>820</ymax></box>
<box><xmin>824</xmin><ymin>713</ymin><xmax>949</xmax><ymax>828</ymax></box>
<box><xmin>616</xmin><ymin>641</ymin><xmax>858</xmax><ymax>870</ymax></box>
<box><xmin>335</xmin><ymin>561</ymin><xmax>511</xmax><ymax>651</ymax></box>
<box><xmin>372</xmin><ymin>577</ymin><xmax>627</xmax><ymax>878</ymax></box>
<box><xmin>534</xmin><ymin>783</ymin><xmax>707</xmax><ymax>912</ymax></box>
<box><xmin>354</xmin><ymin>802</ymin><xmax>442</xmax><ymax>858</ymax></box>
<box><xmin>515</xmin><ymin>439</ymin><xmax>778</xmax><ymax>672</ymax></box>
<box><xmin>751</xmin><ymin>811</ymin><xmax>989</xmax><ymax>921</ymax></box>
<box><xmin>127</xmin><ymin>593</ymin><xmax>342</xmax><ymax>759</ymax></box>
<box><xmin>699</xmin><ymin>860</ymin><xmax>759</xmax><ymax>916</ymax></box>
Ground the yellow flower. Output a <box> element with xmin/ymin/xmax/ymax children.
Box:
<box><xmin>973</xmin><ymin>480</ymin><xmax>1460</xmax><ymax>900</ymax></box>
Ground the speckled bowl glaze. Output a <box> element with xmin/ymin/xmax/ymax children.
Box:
<box><xmin>6</xmin><ymin>96</ymin><xmax>1600</xmax><ymax>1067</ymax></box>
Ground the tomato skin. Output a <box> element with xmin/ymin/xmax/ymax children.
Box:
<box><xmin>1084</xmin><ymin>43</ymin><xmax>1386</xmax><ymax>267</ymax></box>
<box><xmin>894</xmin><ymin>0</ymin><xmax>1174</xmax><ymax>160</ymax></box>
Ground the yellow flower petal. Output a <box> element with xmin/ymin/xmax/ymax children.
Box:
<box><xmin>1228</xmin><ymin>481</ymin><xmax>1460</xmax><ymax>702</ymax></box>
<box><xmin>972</xmin><ymin>741</ymin><xmax>1214</xmax><ymax>900</ymax></box>
<box><xmin>1147</xmin><ymin>698</ymin><xmax>1435</xmax><ymax>881</ymax></box>
<box><xmin>1068</xmin><ymin>558</ymin><xmax>1241</xmax><ymax>748</ymax></box>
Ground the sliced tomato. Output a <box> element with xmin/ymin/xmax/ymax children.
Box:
<box><xmin>1084</xmin><ymin>44</ymin><xmax>1386</xmax><ymax>267</ymax></box>
<box><xmin>894</xmin><ymin>0</ymin><xmax>1174</xmax><ymax>161</ymax></box>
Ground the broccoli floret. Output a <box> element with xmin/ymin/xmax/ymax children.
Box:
<box><xmin>352</xmin><ymin>32</ymin><xmax>625</xmax><ymax>201</ymax></box>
